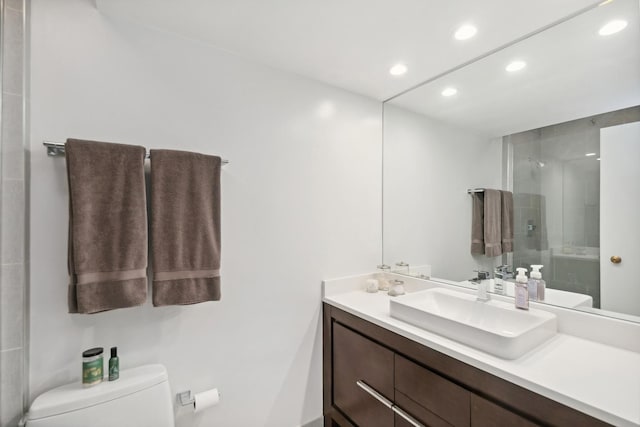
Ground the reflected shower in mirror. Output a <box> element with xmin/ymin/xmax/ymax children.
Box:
<box><xmin>508</xmin><ymin>107</ymin><xmax>640</xmax><ymax>315</ymax></box>
<box><xmin>382</xmin><ymin>0</ymin><xmax>640</xmax><ymax>321</ymax></box>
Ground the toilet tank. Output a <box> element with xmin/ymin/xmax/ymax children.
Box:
<box><xmin>26</xmin><ymin>364</ymin><xmax>174</xmax><ymax>427</ymax></box>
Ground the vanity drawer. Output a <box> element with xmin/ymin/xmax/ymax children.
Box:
<box><xmin>395</xmin><ymin>391</ymin><xmax>453</xmax><ymax>427</ymax></box>
<box><xmin>333</xmin><ymin>322</ymin><xmax>394</xmax><ymax>427</ymax></box>
<box><xmin>395</xmin><ymin>355</ymin><xmax>470</xmax><ymax>427</ymax></box>
<box><xmin>470</xmin><ymin>394</ymin><xmax>540</xmax><ymax>427</ymax></box>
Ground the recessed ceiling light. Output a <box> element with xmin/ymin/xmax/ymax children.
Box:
<box><xmin>389</xmin><ymin>63</ymin><xmax>408</xmax><ymax>76</ymax></box>
<box><xmin>441</xmin><ymin>87</ymin><xmax>458</xmax><ymax>97</ymax></box>
<box><xmin>586</xmin><ymin>152</ymin><xmax>597</xmax><ymax>157</ymax></box>
<box><xmin>599</xmin><ymin>20</ymin><xmax>627</xmax><ymax>36</ymax></box>
<box><xmin>454</xmin><ymin>25</ymin><xmax>477</xmax><ymax>41</ymax></box>
<box><xmin>506</xmin><ymin>60</ymin><xmax>527</xmax><ymax>72</ymax></box>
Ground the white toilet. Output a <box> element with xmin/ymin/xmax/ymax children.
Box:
<box><xmin>25</xmin><ymin>364</ymin><xmax>175</xmax><ymax>427</ymax></box>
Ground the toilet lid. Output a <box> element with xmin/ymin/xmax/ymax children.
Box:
<box><xmin>27</xmin><ymin>364</ymin><xmax>168</xmax><ymax>420</ymax></box>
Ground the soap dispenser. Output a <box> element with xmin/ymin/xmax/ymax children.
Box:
<box><xmin>530</xmin><ymin>265</ymin><xmax>546</xmax><ymax>301</ymax></box>
<box><xmin>527</xmin><ymin>270</ymin><xmax>538</xmax><ymax>300</ymax></box>
<box><xmin>515</xmin><ymin>268</ymin><xmax>529</xmax><ymax>310</ymax></box>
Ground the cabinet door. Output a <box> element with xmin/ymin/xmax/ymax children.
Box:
<box><xmin>333</xmin><ymin>322</ymin><xmax>394</xmax><ymax>427</ymax></box>
<box><xmin>395</xmin><ymin>355</ymin><xmax>470</xmax><ymax>427</ymax></box>
<box><xmin>471</xmin><ymin>394</ymin><xmax>539</xmax><ymax>427</ymax></box>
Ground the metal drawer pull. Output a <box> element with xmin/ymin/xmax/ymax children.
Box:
<box><xmin>392</xmin><ymin>405</ymin><xmax>424</xmax><ymax>427</ymax></box>
<box><xmin>355</xmin><ymin>380</ymin><xmax>425</xmax><ymax>427</ymax></box>
<box><xmin>356</xmin><ymin>380</ymin><xmax>393</xmax><ymax>408</ymax></box>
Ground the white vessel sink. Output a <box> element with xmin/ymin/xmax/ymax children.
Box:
<box><xmin>390</xmin><ymin>288</ymin><xmax>557</xmax><ymax>359</ymax></box>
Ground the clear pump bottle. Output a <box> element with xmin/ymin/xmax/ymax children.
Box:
<box><xmin>527</xmin><ymin>273</ymin><xmax>538</xmax><ymax>300</ymax></box>
<box><xmin>530</xmin><ymin>265</ymin><xmax>546</xmax><ymax>301</ymax></box>
<box><xmin>515</xmin><ymin>268</ymin><xmax>529</xmax><ymax>310</ymax></box>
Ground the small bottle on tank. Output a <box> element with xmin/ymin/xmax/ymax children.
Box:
<box><xmin>109</xmin><ymin>347</ymin><xmax>120</xmax><ymax>381</ymax></box>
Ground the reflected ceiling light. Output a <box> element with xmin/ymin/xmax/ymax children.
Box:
<box><xmin>599</xmin><ymin>0</ymin><xmax>614</xmax><ymax>5</ymax></box>
<box><xmin>598</xmin><ymin>20</ymin><xmax>627</xmax><ymax>35</ymax></box>
<box><xmin>506</xmin><ymin>60</ymin><xmax>527</xmax><ymax>72</ymax></box>
<box><xmin>597</xmin><ymin>157</ymin><xmax>601</xmax><ymax>161</ymax></box>
<box><xmin>585</xmin><ymin>152</ymin><xmax>597</xmax><ymax>156</ymax></box>
<box><xmin>454</xmin><ymin>25</ymin><xmax>477</xmax><ymax>40</ymax></box>
<box><xmin>389</xmin><ymin>63</ymin><xmax>408</xmax><ymax>76</ymax></box>
<box><xmin>441</xmin><ymin>87</ymin><xmax>458</xmax><ymax>97</ymax></box>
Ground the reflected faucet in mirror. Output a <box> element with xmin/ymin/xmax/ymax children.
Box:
<box><xmin>494</xmin><ymin>265</ymin><xmax>514</xmax><ymax>295</ymax></box>
<box><xmin>470</xmin><ymin>270</ymin><xmax>490</xmax><ymax>283</ymax></box>
<box><xmin>395</xmin><ymin>261</ymin><xmax>410</xmax><ymax>274</ymax></box>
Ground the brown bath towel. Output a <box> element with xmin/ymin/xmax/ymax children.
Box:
<box><xmin>483</xmin><ymin>189</ymin><xmax>503</xmax><ymax>257</ymax></box>
<box><xmin>470</xmin><ymin>193</ymin><xmax>484</xmax><ymax>255</ymax></box>
<box><xmin>150</xmin><ymin>149</ymin><xmax>221</xmax><ymax>306</ymax></box>
<box><xmin>66</xmin><ymin>139</ymin><xmax>148</xmax><ymax>313</ymax></box>
<box><xmin>501</xmin><ymin>190</ymin><xmax>514</xmax><ymax>253</ymax></box>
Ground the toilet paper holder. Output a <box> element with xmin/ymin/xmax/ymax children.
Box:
<box><xmin>177</xmin><ymin>389</ymin><xmax>222</xmax><ymax>407</ymax></box>
<box><xmin>177</xmin><ymin>391</ymin><xmax>195</xmax><ymax>406</ymax></box>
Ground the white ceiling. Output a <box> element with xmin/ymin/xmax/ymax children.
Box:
<box><xmin>390</xmin><ymin>0</ymin><xmax>640</xmax><ymax>136</ymax></box>
<box><xmin>95</xmin><ymin>0</ymin><xmax>600</xmax><ymax>101</ymax></box>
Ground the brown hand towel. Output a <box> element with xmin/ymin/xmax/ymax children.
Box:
<box><xmin>471</xmin><ymin>193</ymin><xmax>484</xmax><ymax>255</ymax></box>
<box><xmin>483</xmin><ymin>189</ymin><xmax>503</xmax><ymax>257</ymax></box>
<box><xmin>150</xmin><ymin>149</ymin><xmax>221</xmax><ymax>306</ymax></box>
<box><xmin>501</xmin><ymin>190</ymin><xmax>514</xmax><ymax>253</ymax></box>
<box><xmin>66</xmin><ymin>139</ymin><xmax>148</xmax><ymax>313</ymax></box>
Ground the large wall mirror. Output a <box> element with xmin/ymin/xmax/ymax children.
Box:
<box><xmin>382</xmin><ymin>0</ymin><xmax>640</xmax><ymax>322</ymax></box>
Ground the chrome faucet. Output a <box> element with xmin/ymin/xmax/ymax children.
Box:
<box><xmin>471</xmin><ymin>270</ymin><xmax>491</xmax><ymax>302</ymax></box>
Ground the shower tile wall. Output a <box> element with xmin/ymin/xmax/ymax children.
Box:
<box><xmin>1</xmin><ymin>0</ymin><xmax>27</xmax><ymax>425</ymax></box>
<box><xmin>510</xmin><ymin>128</ymin><xmax>545</xmax><ymax>272</ymax></box>
<box><xmin>508</xmin><ymin>106</ymin><xmax>640</xmax><ymax>308</ymax></box>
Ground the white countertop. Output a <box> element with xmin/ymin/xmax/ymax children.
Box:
<box><xmin>323</xmin><ymin>274</ymin><xmax>640</xmax><ymax>427</ymax></box>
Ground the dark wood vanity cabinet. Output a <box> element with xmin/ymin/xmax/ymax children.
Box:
<box><xmin>323</xmin><ymin>303</ymin><xmax>610</xmax><ymax>427</ymax></box>
<box><xmin>333</xmin><ymin>322</ymin><xmax>394</xmax><ymax>427</ymax></box>
<box><xmin>469</xmin><ymin>395</ymin><xmax>538</xmax><ymax>427</ymax></box>
<box><xmin>395</xmin><ymin>354</ymin><xmax>470</xmax><ymax>426</ymax></box>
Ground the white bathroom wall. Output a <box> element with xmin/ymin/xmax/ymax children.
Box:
<box><xmin>28</xmin><ymin>1</ymin><xmax>381</xmax><ymax>426</ymax></box>
<box><xmin>383</xmin><ymin>104</ymin><xmax>502</xmax><ymax>281</ymax></box>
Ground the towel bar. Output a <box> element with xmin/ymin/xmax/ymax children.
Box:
<box><xmin>467</xmin><ymin>188</ymin><xmax>485</xmax><ymax>193</ymax></box>
<box><xmin>43</xmin><ymin>141</ymin><xmax>229</xmax><ymax>164</ymax></box>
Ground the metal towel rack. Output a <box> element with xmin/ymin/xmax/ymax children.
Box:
<box><xmin>467</xmin><ymin>188</ymin><xmax>485</xmax><ymax>194</ymax></box>
<box><xmin>43</xmin><ymin>141</ymin><xmax>229</xmax><ymax>164</ymax></box>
